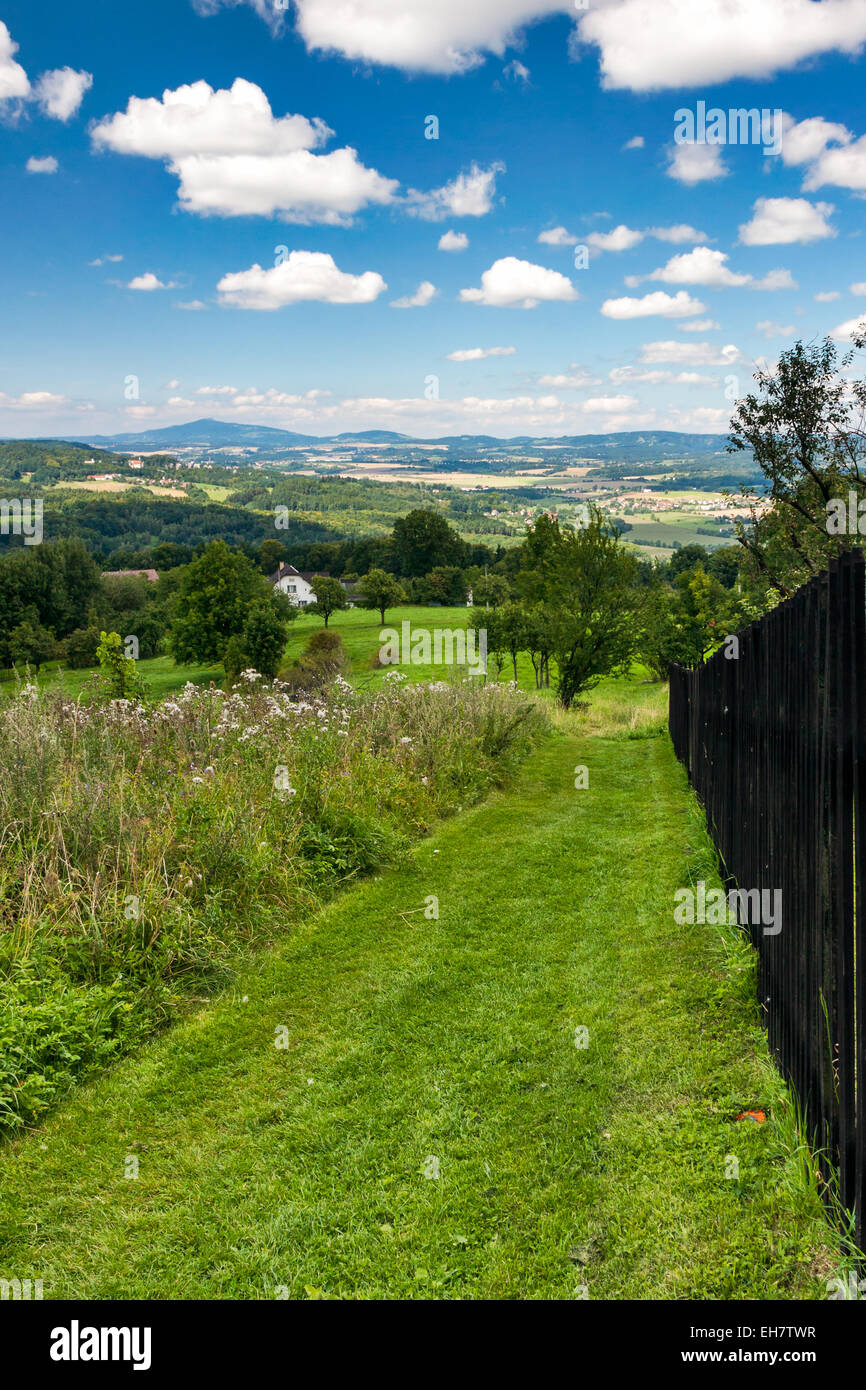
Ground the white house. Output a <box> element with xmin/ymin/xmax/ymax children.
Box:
<box><xmin>269</xmin><ymin>562</ymin><xmax>325</xmax><ymax>607</ymax></box>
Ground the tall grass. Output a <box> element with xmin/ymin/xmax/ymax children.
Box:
<box><xmin>0</xmin><ymin>673</ymin><xmax>548</xmax><ymax>1132</ymax></box>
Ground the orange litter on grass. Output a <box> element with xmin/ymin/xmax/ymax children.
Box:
<box><xmin>736</xmin><ymin>1109</ymin><xmax>766</xmax><ymax>1124</ymax></box>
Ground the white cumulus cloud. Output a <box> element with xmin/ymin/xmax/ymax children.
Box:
<box><xmin>438</xmin><ymin>229</ymin><xmax>469</xmax><ymax>251</ymax></box>
<box><xmin>447</xmin><ymin>346</ymin><xmax>517</xmax><ymax>360</ymax></box>
<box><xmin>755</xmin><ymin>320</ymin><xmax>794</xmax><ymax>339</ymax></box>
<box><xmin>739</xmin><ymin>196</ymin><xmax>836</xmax><ymax>244</ymax></box>
<box><xmin>91</xmin><ymin>79</ymin><xmax>398</xmax><ymax>224</ymax></box>
<box><xmin>406</xmin><ymin>162</ymin><xmax>503</xmax><ymax>220</ymax></box>
<box><xmin>127</xmin><ymin>272</ymin><xmax>178</xmax><ymax>290</ymax></box>
<box><xmin>216</xmin><ymin>250</ymin><xmax>387</xmax><ymax>309</ymax></box>
<box><xmin>291</xmin><ymin>0</ymin><xmax>570</xmax><ymax>74</ymax></box>
<box><xmin>586</xmin><ymin>223</ymin><xmax>644</xmax><ymax>253</ymax></box>
<box><xmin>26</xmin><ymin>155</ymin><xmax>58</xmax><ymax>173</ymax></box>
<box><xmin>35</xmin><ymin>67</ymin><xmax>92</xmax><ymax>120</ymax></box>
<box><xmin>459</xmin><ymin>256</ymin><xmax>578</xmax><ymax>308</ymax></box>
<box><xmin>639</xmin><ymin>339</ymin><xmax>741</xmax><ymax>365</ymax></box>
<box><xmin>601</xmin><ymin>290</ymin><xmax>706</xmax><ymax>319</ymax></box>
<box><xmin>0</xmin><ymin>22</ymin><xmax>30</xmax><ymax>101</ymax></box>
<box><xmin>537</xmin><ymin>225</ymin><xmax>577</xmax><ymax>246</ymax></box>
<box><xmin>667</xmin><ymin>142</ymin><xmax>728</xmax><ymax>184</ymax></box>
<box><xmin>831</xmin><ymin>313</ymin><xmax>866</xmax><ymax>341</ymax></box>
<box><xmin>577</xmin><ymin>0</ymin><xmax>866</xmax><ymax>91</ymax></box>
<box><xmin>391</xmin><ymin>280</ymin><xmax>438</xmax><ymax>308</ymax></box>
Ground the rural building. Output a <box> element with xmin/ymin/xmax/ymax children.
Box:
<box><xmin>269</xmin><ymin>563</ymin><xmax>356</xmax><ymax>608</ymax></box>
<box><xmin>102</xmin><ymin>568</ymin><xmax>159</xmax><ymax>583</ymax></box>
<box><xmin>269</xmin><ymin>563</ymin><xmax>326</xmax><ymax>607</ymax></box>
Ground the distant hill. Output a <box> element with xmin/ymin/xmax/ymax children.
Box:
<box><xmin>57</xmin><ymin>418</ymin><xmax>319</xmax><ymax>449</ymax></box>
<box><xmin>0</xmin><ymin>438</ymin><xmax>121</xmax><ymax>477</ymax></box>
<box><xmin>40</xmin><ymin>418</ymin><xmax>731</xmax><ymax>459</ymax></box>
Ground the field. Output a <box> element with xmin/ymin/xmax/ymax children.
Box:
<box><xmin>47</xmin><ymin>480</ymin><xmax>188</xmax><ymax>497</ymax></box>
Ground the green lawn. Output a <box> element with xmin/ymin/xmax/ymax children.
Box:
<box><xmin>0</xmin><ymin>719</ymin><xmax>837</xmax><ymax>1299</ymax></box>
<box><xmin>5</xmin><ymin>605</ymin><xmax>529</xmax><ymax>701</ymax></box>
<box><xmin>283</xmin><ymin>604</ymin><xmax>491</xmax><ymax>689</ymax></box>
<box><xmin>7</xmin><ymin>603</ymin><xmax>668</xmax><ymax>706</ymax></box>
<box><xmin>9</xmin><ymin>654</ymin><xmax>223</xmax><ymax>700</ymax></box>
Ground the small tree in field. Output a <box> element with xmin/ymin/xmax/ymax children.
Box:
<box><xmin>519</xmin><ymin>508</ymin><xmax>638</xmax><ymax>708</ymax></box>
<box><xmin>242</xmin><ymin>603</ymin><xmax>290</xmax><ymax>678</ymax></box>
<box><xmin>96</xmin><ymin>631</ymin><xmax>147</xmax><ymax>699</ymax></box>
<box><xmin>359</xmin><ymin>567</ymin><xmax>406</xmax><ymax>624</ymax></box>
<box><xmin>169</xmin><ymin>540</ymin><xmax>271</xmax><ymax>664</ymax></box>
<box><xmin>497</xmin><ymin>602</ymin><xmax>528</xmax><ymax>683</ymax></box>
<box><xmin>309</xmin><ymin>576</ymin><xmax>347</xmax><ymax>628</ymax></box>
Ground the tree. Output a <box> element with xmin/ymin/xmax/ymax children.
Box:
<box><xmin>519</xmin><ymin>507</ymin><xmax>638</xmax><ymax>708</ymax></box>
<box><xmin>64</xmin><ymin>624</ymin><xmax>101</xmax><ymax>669</ymax></box>
<box><xmin>497</xmin><ymin>602</ymin><xmax>529</xmax><ymax>682</ymax></box>
<box><xmin>470</xmin><ymin>572</ymin><xmax>510</xmax><ymax>607</ymax></box>
<box><xmin>728</xmin><ymin>326</ymin><xmax>866</xmax><ymax>598</ymax></box>
<box><xmin>168</xmin><ymin>540</ymin><xmax>272</xmax><ymax>665</ymax></box>
<box><xmin>425</xmin><ymin>565</ymin><xmax>467</xmax><ymax>604</ymax></box>
<box><xmin>706</xmin><ymin>546</ymin><xmax>741</xmax><ymax>590</ymax></box>
<box><xmin>470</xmin><ymin>605</ymin><xmax>507</xmax><ymax>679</ymax></box>
<box><xmin>523</xmin><ymin>604</ymin><xmax>556</xmax><ymax>689</ymax></box>
<box><xmin>258</xmin><ymin>538</ymin><xmax>287</xmax><ymax>575</ymax></box>
<box><xmin>639</xmin><ymin>568</ymin><xmax>742</xmax><ymax>678</ymax></box>
<box><xmin>359</xmin><ymin>567</ymin><xmax>407</xmax><ymax>624</ymax></box>
<box><xmin>223</xmin><ymin>634</ymin><xmax>248</xmax><ymax>684</ymax></box>
<box><xmin>309</xmin><ymin>576</ymin><xmax>347</xmax><ymax>628</ymax></box>
<box><xmin>390</xmin><ymin>509</ymin><xmax>465</xmax><ymax>577</ymax></box>
<box><xmin>96</xmin><ymin>631</ymin><xmax>147</xmax><ymax>699</ymax></box>
<box><xmin>7</xmin><ymin>618</ymin><xmax>56</xmax><ymax>668</ymax></box>
<box><xmin>241</xmin><ymin>602</ymin><xmax>290</xmax><ymax>678</ymax></box>
<box><xmin>668</xmin><ymin>543</ymin><xmax>710</xmax><ymax>579</ymax></box>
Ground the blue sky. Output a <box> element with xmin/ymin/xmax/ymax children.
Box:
<box><xmin>1</xmin><ymin>0</ymin><xmax>865</xmax><ymax>439</ymax></box>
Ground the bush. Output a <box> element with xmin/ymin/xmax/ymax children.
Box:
<box><xmin>278</xmin><ymin>629</ymin><xmax>348</xmax><ymax>694</ymax></box>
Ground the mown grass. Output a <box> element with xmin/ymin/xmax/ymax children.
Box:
<box><xmin>0</xmin><ymin>676</ymin><xmax>547</xmax><ymax>1134</ymax></box>
<box><xmin>0</xmin><ymin>710</ymin><xmax>843</xmax><ymax>1299</ymax></box>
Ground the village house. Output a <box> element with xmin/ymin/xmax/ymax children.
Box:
<box><xmin>269</xmin><ymin>563</ymin><xmax>357</xmax><ymax>608</ymax></box>
<box><xmin>269</xmin><ymin>563</ymin><xmax>326</xmax><ymax>607</ymax></box>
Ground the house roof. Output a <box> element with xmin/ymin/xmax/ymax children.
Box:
<box><xmin>269</xmin><ymin>563</ymin><xmax>331</xmax><ymax>585</ymax></box>
<box><xmin>102</xmin><ymin>569</ymin><xmax>159</xmax><ymax>583</ymax></box>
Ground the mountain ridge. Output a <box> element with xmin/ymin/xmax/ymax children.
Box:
<box><xmin>12</xmin><ymin>417</ymin><xmax>731</xmax><ymax>454</ymax></box>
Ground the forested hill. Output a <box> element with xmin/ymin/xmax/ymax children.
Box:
<box><xmin>0</xmin><ymin>439</ymin><xmax>121</xmax><ymax>479</ymax></box>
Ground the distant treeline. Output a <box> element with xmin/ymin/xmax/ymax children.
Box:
<box><xmin>0</xmin><ymin>493</ymin><xmax>341</xmax><ymax>558</ymax></box>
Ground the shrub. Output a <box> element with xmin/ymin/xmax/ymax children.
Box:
<box><xmin>278</xmin><ymin>629</ymin><xmax>348</xmax><ymax>694</ymax></box>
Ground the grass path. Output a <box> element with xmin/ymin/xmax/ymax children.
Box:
<box><xmin>0</xmin><ymin>730</ymin><xmax>832</xmax><ymax>1299</ymax></box>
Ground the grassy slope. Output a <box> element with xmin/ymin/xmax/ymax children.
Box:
<box><xmin>17</xmin><ymin>605</ymin><xmax>670</xmax><ymax>708</ymax></box>
<box><xmin>15</xmin><ymin>607</ymin><xmax>492</xmax><ymax>701</ymax></box>
<box><xmin>0</xmin><ymin>724</ymin><xmax>833</xmax><ymax>1299</ymax></box>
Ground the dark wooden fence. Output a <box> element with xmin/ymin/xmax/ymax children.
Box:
<box><xmin>669</xmin><ymin>549</ymin><xmax>866</xmax><ymax>1249</ymax></box>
